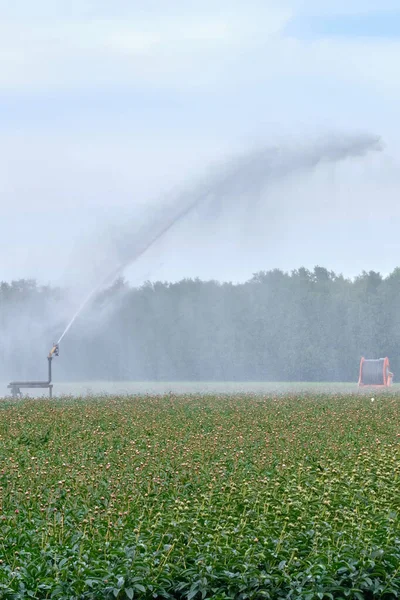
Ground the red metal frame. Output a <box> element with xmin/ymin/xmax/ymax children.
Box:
<box><xmin>358</xmin><ymin>356</ymin><xmax>393</xmax><ymax>387</ymax></box>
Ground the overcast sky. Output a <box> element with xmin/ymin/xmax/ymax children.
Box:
<box><xmin>2</xmin><ymin>0</ymin><xmax>400</xmax><ymax>287</ymax></box>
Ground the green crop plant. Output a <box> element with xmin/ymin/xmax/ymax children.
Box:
<box><xmin>0</xmin><ymin>393</ymin><xmax>399</xmax><ymax>599</ymax></box>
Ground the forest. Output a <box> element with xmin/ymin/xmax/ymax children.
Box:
<box><xmin>1</xmin><ymin>266</ymin><xmax>399</xmax><ymax>382</ymax></box>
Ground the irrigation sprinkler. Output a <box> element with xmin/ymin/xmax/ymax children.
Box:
<box><xmin>8</xmin><ymin>343</ymin><xmax>59</xmax><ymax>399</ymax></box>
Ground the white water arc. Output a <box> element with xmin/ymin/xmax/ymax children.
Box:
<box><xmin>56</xmin><ymin>134</ymin><xmax>382</xmax><ymax>345</ymax></box>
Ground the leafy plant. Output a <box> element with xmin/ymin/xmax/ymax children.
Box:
<box><xmin>0</xmin><ymin>393</ymin><xmax>399</xmax><ymax>598</ymax></box>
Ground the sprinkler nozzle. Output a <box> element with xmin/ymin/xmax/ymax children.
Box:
<box><xmin>48</xmin><ymin>343</ymin><xmax>59</xmax><ymax>358</ymax></box>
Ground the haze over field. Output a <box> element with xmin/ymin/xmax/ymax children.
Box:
<box><xmin>1</xmin><ymin>1</ymin><xmax>400</xmax><ymax>384</ymax></box>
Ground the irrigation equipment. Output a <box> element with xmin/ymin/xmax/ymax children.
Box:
<box><xmin>358</xmin><ymin>357</ymin><xmax>393</xmax><ymax>388</ymax></box>
<box><xmin>4</xmin><ymin>138</ymin><xmax>382</xmax><ymax>399</ymax></box>
<box><xmin>8</xmin><ymin>343</ymin><xmax>59</xmax><ymax>398</ymax></box>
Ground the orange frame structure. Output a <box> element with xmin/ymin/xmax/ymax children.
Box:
<box><xmin>358</xmin><ymin>356</ymin><xmax>393</xmax><ymax>387</ymax></box>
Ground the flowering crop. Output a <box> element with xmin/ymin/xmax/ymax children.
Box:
<box><xmin>0</xmin><ymin>393</ymin><xmax>400</xmax><ymax>599</ymax></box>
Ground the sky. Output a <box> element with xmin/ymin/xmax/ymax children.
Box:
<box><xmin>1</xmin><ymin>0</ymin><xmax>400</xmax><ymax>288</ymax></box>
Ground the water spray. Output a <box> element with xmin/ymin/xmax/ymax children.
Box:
<box><xmin>7</xmin><ymin>134</ymin><xmax>382</xmax><ymax>397</ymax></box>
<box><xmin>55</xmin><ymin>134</ymin><xmax>383</xmax><ymax>348</ymax></box>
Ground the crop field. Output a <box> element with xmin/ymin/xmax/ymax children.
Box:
<box><xmin>4</xmin><ymin>381</ymin><xmax>395</xmax><ymax>400</ymax></box>
<box><xmin>0</xmin><ymin>382</ymin><xmax>365</xmax><ymax>399</ymax></box>
<box><xmin>0</xmin><ymin>393</ymin><xmax>400</xmax><ymax>599</ymax></box>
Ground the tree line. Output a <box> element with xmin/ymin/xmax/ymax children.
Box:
<box><xmin>1</xmin><ymin>267</ymin><xmax>400</xmax><ymax>382</ymax></box>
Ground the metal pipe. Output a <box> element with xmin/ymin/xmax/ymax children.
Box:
<box><xmin>8</xmin><ymin>343</ymin><xmax>58</xmax><ymax>399</ymax></box>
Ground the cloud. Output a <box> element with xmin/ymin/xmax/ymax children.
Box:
<box><xmin>251</xmin><ymin>36</ymin><xmax>400</xmax><ymax>92</ymax></box>
<box><xmin>0</xmin><ymin>1</ymin><xmax>398</xmax><ymax>102</ymax></box>
<box><xmin>290</xmin><ymin>1</ymin><xmax>400</xmax><ymax>16</ymax></box>
<box><xmin>1</xmin><ymin>0</ymin><xmax>400</xmax><ymax>286</ymax></box>
<box><xmin>0</xmin><ymin>2</ymin><xmax>290</xmax><ymax>90</ymax></box>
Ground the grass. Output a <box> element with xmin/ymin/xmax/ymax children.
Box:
<box><xmin>0</xmin><ymin>393</ymin><xmax>399</xmax><ymax>599</ymax></box>
<box><xmin>3</xmin><ymin>381</ymin><xmax>390</xmax><ymax>399</ymax></box>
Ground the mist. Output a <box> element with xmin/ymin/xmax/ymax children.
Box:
<box><xmin>64</xmin><ymin>132</ymin><xmax>381</xmax><ymax>301</ymax></box>
<box><xmin>0</xmin><ymin>133</ymin><xmax>385</xmax><ymax>388</ymax></box>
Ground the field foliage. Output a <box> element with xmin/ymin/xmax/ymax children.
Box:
<box><xmin>0</xmin><ymin>393</ymin><xmax>400</xmax><ymax>599</ymax></box>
